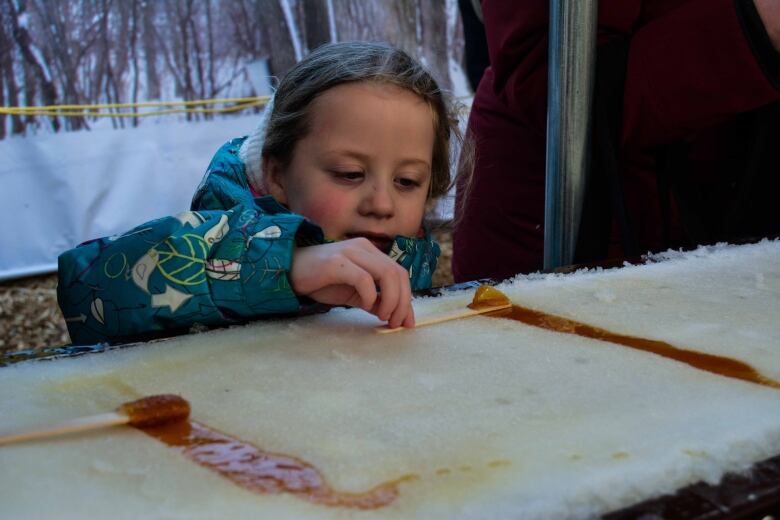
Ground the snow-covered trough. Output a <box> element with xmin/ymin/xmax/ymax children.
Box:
<box><xmin>1</xmin><ymin>241</ymin><xmax>779</xmax><ymax>518</ymax></box>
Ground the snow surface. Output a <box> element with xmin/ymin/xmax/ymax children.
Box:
<box><xmin>1</xmin><ymin>241</ymin><xmax>778</xmax><ymax>519</ymax></box>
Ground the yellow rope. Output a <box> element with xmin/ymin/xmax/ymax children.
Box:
<box><xmin>1</xmin><ymin>93</ymin><xmax>472</xmax><ymax>118</ymax></box>
<box><xmin>0</xmin><ymin>96</ymin><xmax>271</xmax><ymax>118</ymax></box>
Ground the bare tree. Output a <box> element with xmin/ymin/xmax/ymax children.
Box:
<box><xmin>0</xmin><ymin>3</ymin><xmax>12</xmax><ymax>138</ymax></box>
<box><xmin>331</xmin><ymin>0</ymin><xmax>390</xmax><ymax>42</ymax></box>
<box><xmin>21</xmin><ymin>53</ymin><xmax>36</xmax><ymax>130</ymax></box>
<box><xmin>173</xmin><ymin>0</ymin><xmax>195</xmax><ymax>105</ymax></box>
<box><xmin>0</xmin><ymin>0</ymin><xmax>465</xmax><ymax>139</ymax></box>
<box><xmin>188</xmin><ymin>1</ymin><xmax>206</xmax><ymax>102</ymax></box>
<box><xmin>260</xmin><ymin>0</ymin><xmax>297</xmax><ymax>79</ymax></box>
<box><xmin>4</xmin><ymin>0</ymin><xmax>60</xmax><ymax>133</ymax></box>
<box><xmin>114</xmin><ymin>0</ymin><xmax>131</xmax><ymax>92</ymax></box>
<box><xmin>30</xmin><ymin>0</ymin><xmax>92</xmax><ymax>131</ymax></box>
<box><xmin>0</xmin><ymin>69</ymin><xmax>4</xmax><ymax>140</ymax></box>
<box><xmin>130</xmin><ymin>0</ymin><xmax>141</xmax><ymax>126</ymax></box>
<box><xmin>205</xmin><ymin>0</ymin><xmax>216</xmax><ymax>98</ymax></box>
<box><xmin>227</xmin><ymin>0</ymin><xmax>264</xmax><ymax>59</ymax></box>
<box><xmin>1</xmin><ymin>50</ymin><xmax>23</xmax><ymax>136</ymax></box>
<box><xmin>97</xmin><ymin>0</ymin><xmax>125</xmax><ymax>128</ymax></box>
<box><xmin>329</xmin><ymin>0</ymin><xmax>453</xmax><ymax>89</ymax></box>
<box><xmin>142</xmin><ymin>0</ymin><xmax>160</xmax><ymax>99</ymax></box>
<box><xmin>2</xmin><ymin>0</ymin><xmax>60</xmax><ymax>132</ymax></box>
<box><xmin>154</xmin><ymin>0</ymin><xmax>198</xmax><ymax>120</ymax></box>
<box><xmin>417</xmin><ymin>0</ymin><xmax>450</xmax><ymax>89</ymax></box>
<box><xmin>302</xmin><ymin>0</ymin><xmax>331</xmax><ymax>52</ymax></box>
<box><xmin>390</xmin><ymin>0</ymin><xmax>418</xmax><ymax>55</ymax></box>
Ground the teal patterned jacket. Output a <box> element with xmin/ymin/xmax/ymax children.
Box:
<box><xmin>57</xmin><ymin>138</ymin><xmax>440</xmax><ymax>345</ymax></box>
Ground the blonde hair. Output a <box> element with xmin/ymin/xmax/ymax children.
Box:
<box><xmin>245</xmin><ymin>41</ymin><xmax>470</xmax><ymax>202</ymax></box>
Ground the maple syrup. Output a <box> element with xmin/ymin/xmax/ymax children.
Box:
<box><xmin>468</xmin><ymin>285</ymin><xmax>511</xmax><ymax>310</ymax></box>
<box><xmin>484</xmin><ymin>304</ymin><xmax>780</xmax><ymax>389</ymax></box>
<box><xmin>118</xmin><ymin>394</ymin><xmax>190</xmax><ymax>427</ymax></box>
<box><xmin>139</xmin><ymin>419</ymin><xmax>416</xmax><ymax>509</ymax></box>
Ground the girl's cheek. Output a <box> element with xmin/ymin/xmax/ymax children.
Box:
<box><xmin>297</xmin><ymin>194</ymin><xmax>349</xmax><ymax>229</ymax></box>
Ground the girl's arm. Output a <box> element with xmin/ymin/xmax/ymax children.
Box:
<box><xmin>57</xmin><ymin>206</ymin><xmax>309</xmax><ymax>345</ymax></box>
<box><xmin>58</xmin><ymin>208</ymin><xmax>421</xmax><ymax>345</ymax></box>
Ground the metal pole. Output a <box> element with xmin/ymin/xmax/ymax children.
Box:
<box><xmin>543</xmin><ymin>0</ymin><xmax>598</xmax><ymax>270</ymax></box>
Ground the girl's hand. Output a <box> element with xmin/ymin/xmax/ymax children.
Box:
<box><xmin>289</xmin><ymin>238</ymin><xmax>415</xmax><ymax>328</ymax></box>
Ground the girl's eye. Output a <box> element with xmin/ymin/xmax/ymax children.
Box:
<box><xmin>396</xmin><ymin>177</ymin><xmax>421</xmax><ymax>189</ymax></box>
<box><xmin>332</xmin><ymin>171</ymin><xmax>364</xmax><ymax>182</ymax></box>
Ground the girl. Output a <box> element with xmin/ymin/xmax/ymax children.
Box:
<box><xmin>57</xmin><ymin>42</ymin><xmax>466</xmax><ymax>345</ymax></box>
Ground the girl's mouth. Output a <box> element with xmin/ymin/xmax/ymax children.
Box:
<box><xmin>346</xmin><ymin>232</ymin><xmax>393</xmax><ymax>253</ymax></box>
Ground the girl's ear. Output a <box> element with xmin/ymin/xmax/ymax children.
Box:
<box><xmin>262</xmin><ymin>156</ymin><xmax>288</xmax><ymax>205</ymax></box>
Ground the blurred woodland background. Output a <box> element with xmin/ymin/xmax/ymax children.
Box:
<box><xmin>0</xmin><ymin>0</ymin><xmax>466</xmax><ymax>139</ymax></box>
<box><xmin>0</xmin><ymin>0</ymin><xmax>467</xmax><ymax>351</ymax></box>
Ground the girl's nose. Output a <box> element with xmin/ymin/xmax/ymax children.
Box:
<box><xmin>358</xmin><ymin>180</ymin><xmax>395</xmax><ymax>218</ymax></box>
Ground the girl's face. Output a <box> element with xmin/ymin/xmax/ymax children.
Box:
<box><xmin>264</xmin><ymin>82</ymin><xmax>434</xmax><ymax>252</ymax></box>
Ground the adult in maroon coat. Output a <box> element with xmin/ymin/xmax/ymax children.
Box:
<box><xmin>453</xmin><ymin>0</ymin><xmax>780</xmax><ymax>282</ymax></box>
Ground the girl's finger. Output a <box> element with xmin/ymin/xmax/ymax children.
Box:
<box><xmin>387</xmin><ymin>266</ymin><xmax>412</xmax><ymax>328</ymax></box>
<box><xmin>346</xmin><ymin>248</ymin><xmax>403</xmax><ymax>322</ymax></box>
<box><xmin>401</xmin><ymin>307</ymin><xmax>416</xmax><ymax>328</ymax></box>
<box><xmin>376</xmin><ymin>265</ymin><xmax>401</xmax><ymax>323</ymax></box>
<box><xmin>329</xmin><ymin>258</ymin><xmax>378</xmax><ymax>312</ymax></box>
<box><xmin>394</xmin><ymin>269</ymin><xmax>415</xmax><ymax>328</ymax></box>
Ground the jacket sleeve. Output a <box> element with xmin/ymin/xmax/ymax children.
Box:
<box><xmin>57</xmin><ymin>205</ymin><xmax>308</xmax><ymax>345</ymax></box>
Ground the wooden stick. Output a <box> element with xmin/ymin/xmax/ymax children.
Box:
<box><xmin>377</xmin><ymin>303</ymin><xmax>511</xmax><ymax>334</ymax></box>
<box><xmin>0</xmin><ymin>412</ymin><xmax>131</xmax><ymax>446</ymax></box>
<box><xmin>0</xmin><ymin>394</ymin><xmax>189</xmax><ymax>446</ymax></box>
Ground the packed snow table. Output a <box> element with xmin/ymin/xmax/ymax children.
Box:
<box><xmin>2</xmin><ymin>241</ymin><xmax>780</xmax><ymax>519</ymax></box>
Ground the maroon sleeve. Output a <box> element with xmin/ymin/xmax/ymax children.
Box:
<box><xmin>455</xmin><ymin>0</ymin><xmax>779</xmax><ymax>280</ymax></box>
<box><xmin>453</xmin><ymin>1</ymin><xmax>642</xmax><ymax>281</ymax></box>
<box><xmin>483</xmin><ymin>1</ymin><xmax>639</xmax><ymax>125</ymax></box>
<box><xmin>479</xmin><ymin>2</ymin><xmax>549</xmax><ymax>130</ymax></box>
